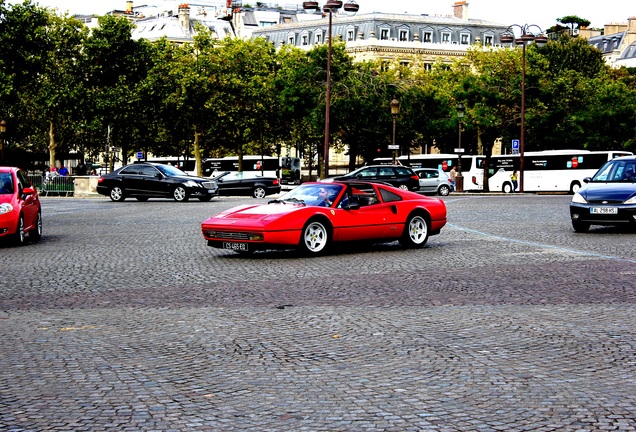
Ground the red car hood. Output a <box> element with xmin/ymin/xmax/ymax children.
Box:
<box><xmin>202</xmin><ymin>203</ymin><xmax>306</xmax><ymax>229</ymax></box>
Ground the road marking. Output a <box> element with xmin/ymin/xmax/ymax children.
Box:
<box><xmin>448</xmin><ymin>223</ymin><xmax>636</xmax><ymax>264</ymax></box>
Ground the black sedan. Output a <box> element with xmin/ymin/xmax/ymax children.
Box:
<box><xmin>570</xmin><ymin>156</ymin><xmax>636</xmax><ymax>232</ymax></box>
<box><xmin>213</xmin><ymin>171</ymin><xmax>281</xmax><ymax>198</ymax></box>
<box><xmin>97</xmin><ymin>163</ymin><xmax>218</xmax><ymax>202</ymax></box>
<box><xmin>322</xmin><ymin>165</ymin><xmax>420</xmax><ymax>192</ymax></box>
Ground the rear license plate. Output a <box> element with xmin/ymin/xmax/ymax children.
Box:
<box><xmin>223</xmin><ymin>242</ymin><xmax>248</xmax><ymax>251</ymax></box>
<box><xmin>591</xmin><ymin>207</ymin><xmax>618</xmax><ymax>214</ymax></box>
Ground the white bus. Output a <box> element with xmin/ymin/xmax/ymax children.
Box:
<box><xmin>374</xmin><ymin>154</ymin><xmax>486</xmax><ymax>191</ymax></box>
<box><xmin>487</xmin><ymin>150</ymin><xmax>633</xmax><ymax>193</ymax></box>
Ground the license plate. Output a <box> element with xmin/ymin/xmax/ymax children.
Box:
<box><xmin>223</xmin><ymin>242</ymin><xmax>248</xmax><ymax>251</ymax></box>
<box><xmin>591</xmin><ymin>207</ymin><xmax>618</xmax><ymax>214</ymax></box>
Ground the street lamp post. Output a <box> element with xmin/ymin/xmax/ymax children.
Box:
<box><xmin>500</xmin><ymin>24</ymin><xmax>547</xmax><ymax>193</ymax></box>
<box><xmin>303</xmin><ymin>0</ymin><xmax>358</xmax><ymax>179</ymax></box>
<box><xmin>455</xmin><ymin>103</ymin><xmax>465</xmax><ymax>192</ymax></box>
<box><xmin>0</xmin><ymin>120</ymin><xmax>6</xmax><ymax>165</ymax></box>
<box><xmin>390</xmin><ymin>97</ymin><xmax>399</xmax><ymax>163</ymax></box>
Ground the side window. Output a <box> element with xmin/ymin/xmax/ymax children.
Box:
<box><xmin>139</xmin><ymin>165</ymin><xmax>160</xmax><ymax>177</ymax></box>
<box><xmin>379</xmin><ymin>187</ymin><xmax>402</xmax><ymax>203</ymax></box>
<box><xmin>359</xmin><ymin>168</ymin><xmax>377</xmax><ymax>178</ymax></box>
<box><xmin>17</xmin><ymin>170</ymin><xmax>30</xmax><ymax>189</ymax></box>
<box><xmin>120</xmin><ymin>166</ymin><xmax>139</xmax><ymax>175</ymax></box>
<box><xmin>395</xmin><ymin>167</ymin><xmax>412</xmax><ymax>176</ymax></box>
<box><xmin>431</xmin><ymin>170</ymin><xmax>439</xmax><ymax>179</ymax></box>
<box><xmin>379</xmin><ymin>167</ymin><xmax>395</xmax><ymax>177</ymax></box>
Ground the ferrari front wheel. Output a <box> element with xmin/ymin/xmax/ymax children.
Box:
<box><xmin>299</xmin><ymin>220</ymin><xmax>330</xmax><ymax>255</ymax></box>
<box><xmin>399</xmin><ymin>214</ymin><xmax>429</xmax><ymax>248</ymax></box>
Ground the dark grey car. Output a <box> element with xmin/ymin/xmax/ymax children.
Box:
<box><xmin>326</xmin><ymin>165</ymin><xmax>420</xmax><ymax>192</ymax></box>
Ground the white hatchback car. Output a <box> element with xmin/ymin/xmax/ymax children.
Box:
<box><xmin>414</xmin><ymin>168</ymin><xmax>454</xmax><ymax>196</ymax></box>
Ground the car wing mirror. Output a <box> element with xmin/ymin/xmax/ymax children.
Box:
<box><xmin>155</xmin><ymin>173</ymin><xmax>163</xmax><ymax>179</ymax></box>
<box><xmin>22</xmin><ymin>186</ymin><xmax>35</xmax><ymax>195</ymax></box>
<box><xmin>583</xmin><ymin>177</ymin><xmax>591</xmax><ymax>183</ymax></box>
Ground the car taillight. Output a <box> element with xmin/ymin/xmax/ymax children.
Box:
<box><xmin>273</xmin><ymin>178</ymin><xmax>279</xmax><ymax>185</ymax></box>
<box><xmin>97</xmin><ymin>176</ymin><xmax>105</xmax><ymax>183</ymax></box>
<box><xmin>410</xmin><ymin>175</ymin><xmax>418</xmax><ymax>182</ymax></box>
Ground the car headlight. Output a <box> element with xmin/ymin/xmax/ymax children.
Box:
<box><xmin>624</xmin><ymin>196</ymin><xmax>636</xmax><ymax>205</ymax></box>
<box><xmin>184</xmin><ymin>180</ymin><xmax>200</xmax><ymax>187</ymax></box>
<box><xmin>571</xmin><ymin>192</ymin><xmax>587</xmax><ymax>204</ymax></box>
<box><xmin>0</xmin><ymin>203</ymin><xmax>14</xmax><ymax>214</ymax></box>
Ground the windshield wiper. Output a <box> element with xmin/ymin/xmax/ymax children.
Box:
<box><xmin>268</xmin><ymin>197</ymin><xmax>306</xmax><ymax>205</ymax></box>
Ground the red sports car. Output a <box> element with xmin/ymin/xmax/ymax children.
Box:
<box><xmin>0</xmin><ymin>166</ymin><xmax>42</xmax><ymax>245</ymax></box>
<box><xmin>201</xmin><ymin>181</ymin><xmax>447</xmax><ymax>255</ymax></box>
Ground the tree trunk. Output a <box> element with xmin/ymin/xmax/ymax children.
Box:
<box><xmin>194</xmin><ymin>127</ymin><xmax>203</xmax><ymax>177</ymax></box>
<box><xmin>49</xmin><ymin>121</ymin><xmax>57</xmax><ymax>169</ymax></box>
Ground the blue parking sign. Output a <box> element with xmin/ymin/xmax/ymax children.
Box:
<box><xmin>512</xmin><ymin>139</ymin><xmax>519</xmax><ymax>155</ymax></box>
<box><xmin>136</xmin><ymin>151</ymin><xmax>144</xmax><ymax>160</ymax></box>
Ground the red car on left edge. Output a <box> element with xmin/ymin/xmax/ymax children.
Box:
<box><xmin>0</xmin><ymin>166</ymin><xmax>42</xmax><ymax>245</ymax></box>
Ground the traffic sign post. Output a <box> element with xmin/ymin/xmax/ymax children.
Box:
<box><xmin>512</xmin><ymin>139</ymin><xmax>520</xmax><ymax>155</ymax></box>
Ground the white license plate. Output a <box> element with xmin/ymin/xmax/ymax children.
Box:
<box><xmin>223</xmin><ymin>242</ymin><xmax>248</xmax><ymax>251</ymax></box>
<box><xmin>591</xmin><ymin>207</ymin><xmax>618</xmax><ymax>214</ymax></box>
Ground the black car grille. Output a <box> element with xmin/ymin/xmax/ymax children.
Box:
<box><xmin>202</xmin><ymin>182</ymin><xmax>215</xmax><ymax>189</ymax></box>
<box><xmin>588</xmin><ymin>199</ymin><xmax>624</xmax><ymax>204</ymax></box>
<box><xmin>212</xmin><ymin>231</ymin><xmax>250</xmax><ymax>240</ymax></box>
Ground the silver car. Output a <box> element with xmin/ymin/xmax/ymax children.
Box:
<box><xmin>414</xmin><ymin>168</ymin><xmax>453</xmax><ymax>196</ymax></box>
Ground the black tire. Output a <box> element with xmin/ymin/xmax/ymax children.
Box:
<box><xmin>109</xmin><ymin>186</ymin><xmax>125</xmax><ymax>202</ymax></box>
<box><xmin>198</xmin><ymin>196</ymin><xmax>212</xmax><ymax>202</ymax></box>
<box><xmin>253</xmin><ymin>186</ymin><xmax>266</xmax><ymax>199</ymax></box>
<box><xmin>570</xmin><ymin>182</ymin><xmax>581</xmax><ymax>194</ymax></box>
<box><xmin>502</xmin><ymin>182</ymin><xmax>513</xmax><ymax>194</ymax></box>
<box><xmin>298</xmin><ymin>219</ymin><xmax>331</xmax><ymax>255</ymax></box>
<box><xmin>12</xmin><ymin>215</ymin><xmax>26</xmax><ymax>245</ymax></box>
<box><xmin>572</xmin><ymin>220</ymin><xmax>590</xmax><ymax>233</ymax></box>
<box><xmin>438</xmin><ymin>184</ymin><xmax>451</xmax><ymax>196</ymax></box>
<box><xmin>30</xmin><ymin>211</ymin><xmax>42</xmax><ymax>242</ymax></box>
<box><xmin>173</xmin><ymin>186</ymin><xmax>189</xmax><ymax>202</ymax></box>
<box><xmin>398</xmin><ymin>184</ymin><xmax>409</xmax><ymax>190</ymax></box>
<box><xmin>399</xmin><ymin>213</ymin><xmax>430</xmax><ymax>248</ymax></box>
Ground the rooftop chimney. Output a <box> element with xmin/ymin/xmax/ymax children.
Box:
<box><xmin>179</xmin><ymin>4</ymin><xmax>190</xmax><ymax>29</ymax></box>
<box><xmin>453</xmin><ymin>1</ymin><xmax>468</xmax><ymax>20</ymax></box>
<box><xmin>126</xmin><ymin>0</ymin><xmax>133</xmax><ymax>14</ymax></box>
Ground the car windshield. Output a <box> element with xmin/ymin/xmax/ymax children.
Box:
<box><xmin>275</xmin><ymin>184</ymin><xmax>343</xmax><ymax>206</ymax></box>
<box><xmin>156</xmin><ymin>164</ymin><xmax>188</xmax><ymax>177</ymax></box>
<box><xmin>592</xmin><ymin>160</ymin><xmax>636</xmax><ymax>182</ymax></box>
<box><xmin>0</xmin><ymin>172</ymin><xmax>14</xmax><ymax>194</ymax></box>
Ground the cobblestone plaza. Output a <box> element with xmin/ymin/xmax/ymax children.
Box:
<box><xmin>1</xmin><ymin>194</ymin><xmax>635</xmax><ymax>431</ymax></box>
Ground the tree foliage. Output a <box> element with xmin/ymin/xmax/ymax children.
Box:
<box><xmin>1</xmin><ymin>1</ymin><xmax>636</xmax><ymax>175</ymax></box>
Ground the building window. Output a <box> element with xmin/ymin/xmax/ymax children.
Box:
<box><xmin>347</xmin><ymin>29</ymin><xmax>355</xmax><ymax>41</ymax></box>
<box><xmin>460</xmin><ymin>33</ymin><xmax>470</xmax><ymax>45</ymax></box>
<box><xmin>259</xmin><ymin>21</ymin><xmax>276</xmax><ymax>27</ymax></box>
<box><xmin>441</xmin><ymin>32</ymin><xmax>451</xmax><ymax>43</ymax></box>
<box><xmin>423</xmin><ymin>31</ymin><xmax>432</xmax><ymax>43</ymax></box>
<box><xmin>302</xmin><ymin>34</ymin><xmax>308</xmax><ymax>46</ymax></box>
<box><xmin>399</xmin><ymin>29</ymin><xmax>409</xmax><ymax>41</ymax></box>
<box><xmin>424</xmin><ymin>63</ymin><xmax>432</xmax><ymax>71</ymax></box>
<box><xmin>380</xmin><ymin>28</ymin><xmax>389</xmax><ymax>40</ymax></box>
<box><xmin>288</xmin><ymin>35</ymin><xmax>295</xmax><ymax>46</ymax></box>
<box><xmin>484</xmin><ymin>35</ymin><xmax>493</xmax><ymax>46</ymax></box>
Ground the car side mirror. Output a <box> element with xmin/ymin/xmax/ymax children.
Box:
<box><xmin>22</xmin><ymin>186</ymin><xmax>35</xmax><ymax>195</ymax></box>
<box><xmin>583</xmin><ymin>177</ymin><xmax>591</xmax><ymax>183</ymax></box>
<box><xmin>155</xmin><ymin>173</ymin><xmax>163</xmax><ymax>179</ymax></box>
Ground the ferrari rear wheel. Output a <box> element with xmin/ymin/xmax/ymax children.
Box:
<box><xmin>399</xmin><ymin>214</ymin><xmax>429</xmax><ymax>248</ymax></box>
<box><xmin>299</xmin><ymin>220</ymin><xmax>330</xmax><ymax>255</ymax></box>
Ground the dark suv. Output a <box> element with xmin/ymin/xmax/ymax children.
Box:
<box><xmin>326</xmin><ymin>165</ymin><xmax>420</xmax><ymax>192</ymax></box>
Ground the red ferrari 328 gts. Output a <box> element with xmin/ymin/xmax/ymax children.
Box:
<box><xmin>201</xmin><ymin>181</ymin><xmax>447</xmax><ymax>255</ymax></box>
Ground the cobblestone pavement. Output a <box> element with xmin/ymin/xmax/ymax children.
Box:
<box><xmin>1</xmin><ymin>194</ymin><xmax>635</xmax><ymax>431</ymax></box>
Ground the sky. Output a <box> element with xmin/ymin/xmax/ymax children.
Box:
<box><xmin>12</xmin><ymin>0</ymin><xmax>636</xmax><ymax>31</ymax></box>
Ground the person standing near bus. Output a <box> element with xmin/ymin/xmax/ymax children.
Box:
<box><xmin>449</xmin><ymin>166</ymin><xmax>457</xmax><ymax>188</ymax></box>
<box><xmin>511</xmin><ymin>170</ymin><xmax>518</xmax><ymax>192</ymax></box>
